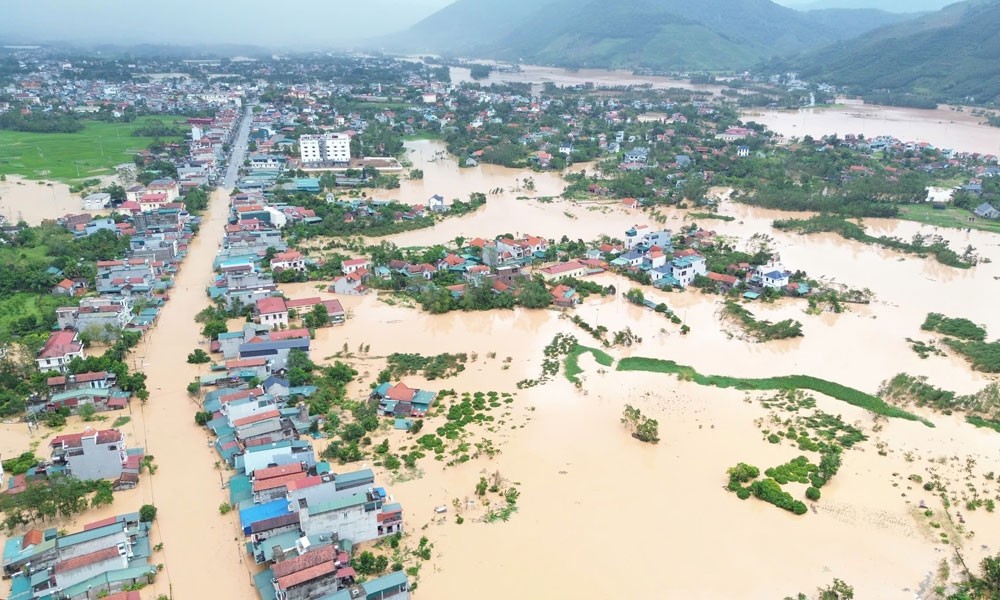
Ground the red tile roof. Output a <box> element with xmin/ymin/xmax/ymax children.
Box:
<box><xmin>254</xmin><ymin>463</ymin><xmax>304</xmax><ymax>480</ymax></box>
<box><xmin>54</xmin><ymin>546</ymin><xmax>121</xmax><ymax>573</ymax></box>
<box><xmin>707</xmin><ymin>272</ymin><xmax>738</xmax><ymax>285</ymax></box>
<box><xmin>256</xmin><ymin>296</ymin><xmax>287</xmax><ymax>315</ymax></box>
<box><xmin>285</xmin><ymin>297</ymin><xmax>321</xmax><ymax>309</ymax></box>
<box><xmin>83</xmin><ymin>516</ymin><xmax>118</xmax><ymax>531</ymax></box>
<box><xmin>385</xmin><ymin>382</ymin><xmax>416</xmax><ymax>402</ymax></box>
<box><xmin>225</xmin><ymin>358</ymin><xmax>267</xmax><ymax>369</ymax></box>
<box><xmin>233</xmin><ymin>409</ymin><xmax>280</xmax><ymax>427</ymax></box>
<box><xmin>272</xmin><ymin>546</ymin><xmax>335</xmax><ymax>576</ymax></box>
<box><xmin>38</xmin><ymin>331</ymin><xmax>83</xmax><ymax>359</ymax></box>
<box><xmin>51</xmin><ymin>428</ymin><xmax>122</xmax><ymax>448</ymax></box>
<box><xmin>277</xmin><ymin>561</ymin><xmax>336</xmax><ymax>591</ymax></box>
<box><xmin>540</xmin><ymin>260</ymin><xmax>585</xmax><ymax>275</ymax></box>
<box><xmin>285</xmin><ymin>475</ymin><xmax>325</xmax><ymax>492</ymax></box>
<box><xmin>253</xmin><ymin>471</ymin><xmax>308</xmax><ymax>492</ymax></box>
<box><xmin>269</xmin><ymin>328</ymin><xmax>310</xmax><ymax>341</ymax></box>
<box><xmin>22</xmin><ymin>529</ymin><xmax>43</xmax><ymax>549</ymax></box>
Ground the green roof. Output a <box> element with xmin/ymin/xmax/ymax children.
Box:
<box><xmin>309</xmin><ymin>492</ymin><xmax>367</xmax><ymax>515</ymax></box>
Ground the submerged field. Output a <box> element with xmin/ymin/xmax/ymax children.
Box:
<box><xmin>0</xmin><ymin>116</ymin><xmax>186</xmax><ymax>182</ymax></box>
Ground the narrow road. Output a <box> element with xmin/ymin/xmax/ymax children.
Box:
<box><xmin>130</xmin><ymin>106</ymin><xmax>260</xmax><ymax>599</ymax></box>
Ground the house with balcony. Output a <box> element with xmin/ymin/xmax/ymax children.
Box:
<box><xmin>56</xmin><ymin>296</ymin><xmax>134</xmax><ymax>336</ymax></box>
<box><xmin>256</xmin><ymin>296</ymin><xmax>289</xmax><ymax>330</ymax></box>
<box><xmin>670</xmin><ymin>254</ymin><xmax>707</xmax><ymax>287</ymax></box>
<box><xmin>271</xmin><ymin>250</ymin><xmax>307</xmax><ymax>273</ymax></box>
<box><xmin>36</xmin><ymin>331</ymin><xmax>86</xmax><ymax>374</ymax></box>
<box><xmin>50</xmin><ymin>428</ymin><xmax>128</xmax><ymax>481</ymax></box>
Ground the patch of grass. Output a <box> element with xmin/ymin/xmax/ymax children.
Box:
<box><xmin>966</xmin><ymin>416</ymin><xmax>1000</xmax><ymax>433</ymax></box>
<box><xmin>564</xmin><ymin>343</ymin><xmax>615</xmax><ymax>384</ymax></box>
<box><xmin>111</xmin><ymin>416</ymin><xmax>131</xmax><ymax>428</ymax></box>
<box><xmin>922</xmin><ymin>312</ymin><xmax>986</xmax><ymax>341</ymax></box>
<box><xmin>617</xmin><ymin>357</ymin><xmax>933</xmax><ymax>426</ymax></box>
<box><xmin>898</xmin><ymin>203</ymin><xmax>1000</xmax><ymax>235</ymax></box>
<box><xmin>722</xmin><ymin>300</ymin><xmax>803</xmax><ymax>342</ymax></box>
<box><xmin>0</xmin><ymin>116</ymin><xmax>187</xmax><ymax>182</ymax></box>
<box><xmin>688</xmin><ymin>212</ymin><xmax>736</xmax><ymax>222</ymax></box>
<box><xmin>0</xmin><ymin>292</ymin><xmax>75</xmax><ymax>343</ymax></box>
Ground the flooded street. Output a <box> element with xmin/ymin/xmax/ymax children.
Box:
<box><xmin>747</xmin><ymin>101</ymin><xmax>1000</xmax><ymax>156</ymax></box>
<box><xmin>126</xmin><ymin>185</ymin><xmax>261</xmax><ymax>599</ymax></box>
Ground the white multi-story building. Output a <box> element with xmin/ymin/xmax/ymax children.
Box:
<box><xmin>299</xmin><ymin>133</ymin><xmax>351</xmax><ymax>166</ymax></box>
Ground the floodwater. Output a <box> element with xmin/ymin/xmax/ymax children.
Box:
<box><xmin>367</xmin><ymin>139</ymin><xmax>570</xmax><ymax>204</ymax></box>
<box><xmin>362</xmin><ymin>140</ymin><xmax>641</xmax><ymax>246</ymax></box>
<box><xmin>4</xmin><ymin>76</ymin><xmax>1000</xmax><ymax>598</ymax></box>
<box><xmin>449</xmin><ymin>64</ymin><xmax>724</xmax><ymax>96</ymax></box>
<box><xmin>0</xmin><ymin>187</ymin><xmax>260</xmax><ymax>600</ymax></box>
<box><xmin>747</xmin><ymin>101</ymin><xmax>1000</xmax><ymax>156</ymax></box>
<box><xmin>0</xmin><ymin>176</ymin><xmax>107</xmax><ymax>225</ymax></box>
<box><xmin>125</xmin><ymin>187</ymin><xmax>261</xmax><ymax>599</ymax></box>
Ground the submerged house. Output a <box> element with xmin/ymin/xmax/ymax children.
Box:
<box><xmin>372</xmin><ymin>382</ymin><xmax>437</xmax><ymax>416</ymax></box>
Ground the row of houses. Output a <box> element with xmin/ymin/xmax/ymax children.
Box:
<box><xmin>2</xmin><ymin>513</ymin><xmax>158</xmax><ymax>599</ymax></box>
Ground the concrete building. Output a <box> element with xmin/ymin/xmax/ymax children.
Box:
<box><xmin>299</xmin><ymin>133</ymin><xmax>351</xmax><ymax>166</ymax></box>
<box><xmin>670</xmin><ymin>255</ymin><xmax>707</xmax><ymax>287</ymax></box>
<box><xmin>271</xmin><ymin>250</ymin><xmax>306</xmax><ymax>273</ymax></box>
<box><xmin>256</xmin><ymin>296</ymin><xmax>289</xmax><ymax>329</ymax></box>
<box><xmin>56</xmin><ymin>296</ymin><xmax>134</xmax><ymax>336</ymax></box>
<box><xmin>36</xmin><ymin>331</ymin><xmax>86</xmax><ymax>373</ymax></box>
<box><xmin>82</xmin><ymin>193</ymin><xmax>111</xmax><ymax>210</ymax></box>
<box><xmin>538</xmin><ymin>260</ymin><xmax>588</xmax><ymax>281</ymax></box>
<box><xmin>50</xmin><ymin>428</ymin><xmax>127</xmax><ymax>481</ymax></box>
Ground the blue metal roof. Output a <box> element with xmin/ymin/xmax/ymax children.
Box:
<box><xmin>239</xmin><ymin>499</ymin><xmax>292</xmax><ymax>532</ymax></box>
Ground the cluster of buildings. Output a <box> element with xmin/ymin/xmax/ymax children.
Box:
<box><xmin>196</xmin><ymin>340</ymin><xmax>406</xmax><ymax>600</ymax></box>
<box><xmin>1</xmin><ymin>54</ymin><xmax>245</xmax><ymax>119</ymax></box>
<box><xmin>2</xmin><ymin>513</ymin><xmax>158</xmax><ymax>600</ymax></box>
<box><xmin>3</xmin><ymin>426</ymin><xmax>143</xmax><ymax>497</ymax></box>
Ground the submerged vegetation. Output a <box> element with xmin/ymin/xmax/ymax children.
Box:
<box><xmin>621</xmin><ymin>404</ymin><xmax>659</xmax><ymax>443</ymax></box>
<box><xmin>381</xmin><ymin>352</ymin><xmax>468</xmax><ymax>380</ymax></box>
<box><xmin>921</xmin><ymin>313</ymin><xmax>987</xmax><ymax>341</ymax></box>
<box><xmin>919</xmin><ymin>313</ymin><xmax>1000</xmax><ymax>372</ymax></box>
<box><xmin>722</xmin><ymin>300</ymin><xmax>803</xmax><ymax>342</ymax></box>
<box><xmin>617</xmin><ymin>357</ymin><xmax>931</xmax><ymax>426</ymax></box>
<box><xmin>773</xmin><ymin>215</ymin><xmax>977</xmax><ymax>269</ymax></box>
<box><xmin>879</xmin><ymin>374</ymin><xmax>1000</xmax><ymax>430</ymax></box>
<box><xmin>564</xmin><ymin>344</ymin><xmax>614</xmax><ymax>386</ymax></box>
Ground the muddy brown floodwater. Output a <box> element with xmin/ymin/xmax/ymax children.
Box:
<box><xmin>748</xmin><ymin>100</ymin><xmax>1000</xmax><ymax>156</ymax></box>
<box><xmin>126</xmin><ymin>187</ymin><xmax>261</xmax><ymax>599</ymax></box>
<box><xmin>0</xmin><ymin>176</ymin><xmax>109</xmax><ymax>225</ymax></box>
<box><xmin>5</xmin><ymin>90</ymin><xmax>1000</xmax><ymax>598</ymax></box>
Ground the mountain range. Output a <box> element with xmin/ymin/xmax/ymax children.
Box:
<box><xmin>385</xmin><ymin>0</ymin><xmax>911</xmax><ymax>70</ymax></box>
<box><xmin>781</xmin><ymin>0</ymin><xmax>1000</xmax><ymax>103</ymax></box>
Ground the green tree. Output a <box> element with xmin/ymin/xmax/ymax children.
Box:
<box><xmin>518</xmin><ymin>279</ymin><xmax>552</xmax><ymax>309</ymax></box>
<box><xmin>201</xmin><ymin>321</ymin><xmax>228</xmax><ymax>340</ymax></box>
<box><xmin>140</xmin><ymin>504</ymin><xmax>157</xmax><ymax>522</ymax></box>
<box><xmin>77</xmin><ymin>403</ymin><xmax>97</xmax><ymax>421</ymax></box>
<box><xmin>186</xmin><ymin>349</ymin><xmax>211</xmax><ymax>364</ymax></box>
<box><xmin>304</xmin><ymin>303</ymin><xmax>329</xmax><ymax>329</ymax></box>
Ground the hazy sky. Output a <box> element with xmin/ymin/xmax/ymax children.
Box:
<box><xmin>0</xmin><ymin>0</ymin><xmax>957</xmax><ymax>49</ymax></box>
<box><xmin>0</xmin><ymin>0</ymin><xmax>455</xmax><ymax>48</ymax></box>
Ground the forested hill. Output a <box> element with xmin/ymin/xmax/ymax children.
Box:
<box><xmin>779</xmin><ymin>0</ymin><xmax>1000</xmax><ymax>104</ymax></box>
<box><xmin>386</xmin><ymin>0</ymin><xmax>908</xmax><ymax>71</ymax></box>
